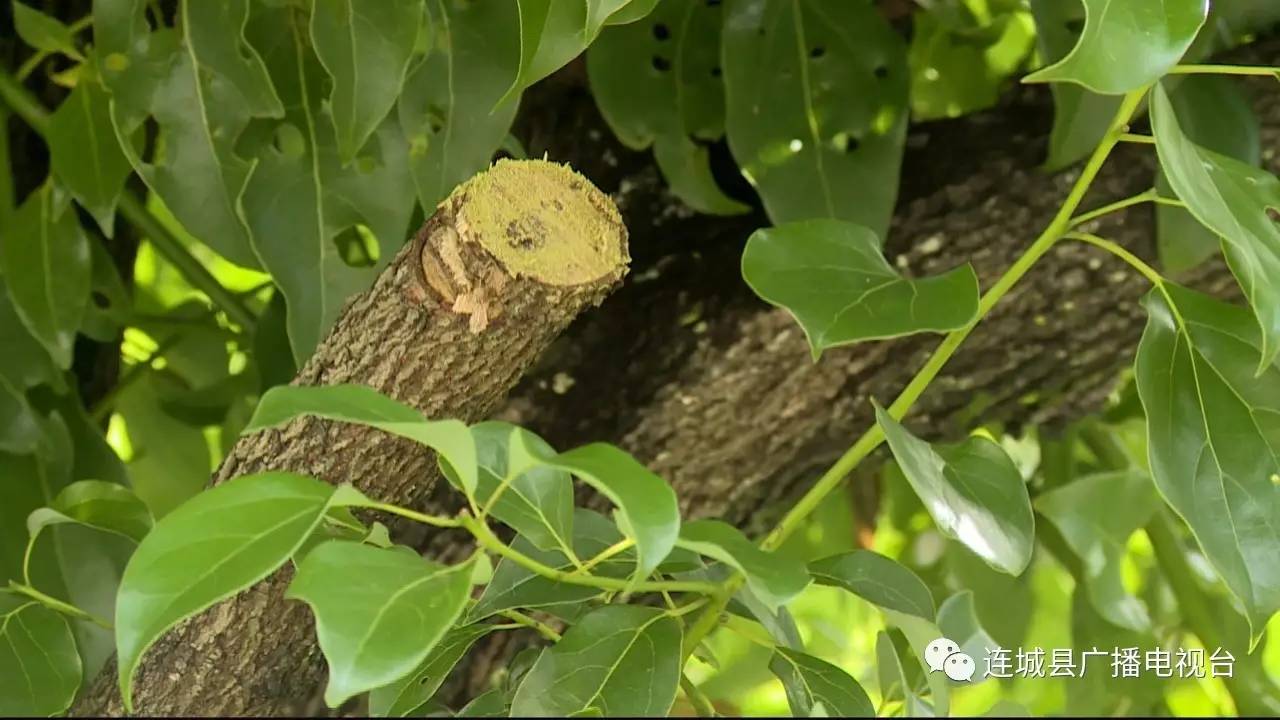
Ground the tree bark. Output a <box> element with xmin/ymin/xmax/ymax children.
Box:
<box><xmin>71</xmin><ymin>160</ymin><xmax>629</xmax><ymax>716</ymax></box>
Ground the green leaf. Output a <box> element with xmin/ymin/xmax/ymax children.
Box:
<box><xmin>369</xmin><ymin>623</ymin><xmax>497</xmax><ymax>717</ymax></box>
<box><xmin>0</xmin><ymin>280</ymin><xmax>60</xmax><ymax>394</ymax></box>
<box><xmin>1035</xmin><ymin>470</ymin><xmax>1158</xmax><ymax>631</ymax></box>
<box><xmin>1151</xmin><ymin>83</ymin><xmax>1280</xmax><ymax>370</ymax></box>
<box><xmin>116</xmin><ymin>372</ymin><xmax>213</xmax><ymax>517</ymax></box>
<box><xmin>510</xmin><ymin>433</ymin><xmax>679</xmax><ymax>579</ymax></box>
<box><xmin>676</xmin><ymin>519</ymin><xmax>808</xmax><ymax>610</ymax></box>
<box><xmin>27</xmin><ymin>479</ymin><xmax>153</xmax><ymax>544</ymax></box>
<box><xmin>875</xmin><ymin>630</ymin><xmax>931</xmax><ymax>717</ymax></box>
<box><xmin>287</xmin><ymin>542</ymin><xmax>476</xmax><ymax>707</ymax></box>
<box><xmin>98</xmin><ymin>0</ymin><xmax>283</xmax><ymax>269</ymax></box>
<box><xmin>80</xmin><ymin>237</ymin><xmax>130</xmax><ymax>341</ymax></box>
<box><xmin>723</xmin><ymin>0</ymin><xmax>908</xmax><ymax>236</ymax></box>
<box><xmin>445</xmin><ymin>421</ymin><xmax>573</xmax><ymax>553</ymax></box>
<box><xmin>769</xmin><ymin>646</ymin><xmax>874</xmax><ymax>717</ymax></box>
<box><xmin>115</xmin><ymin>471</ymin><xmax>340</xmax><ymax>710</ymax></box>
<box><xmin>244</xmin><ymin>383</ymin><xmax>477</xmax><ymax>496</ymax></box>
<box><xmin>605</xmin><ymin>0</ymin><xmax>659</xmax><ymax>25</ymax></box>
<box><xmin>310</xmin><ymin>0</ymin><xmax>423</xmax><ymax>162</ymax></box>
<box><xmin>875</xmin><ymin>403</ymin><xmax>1035</xmax><ymax>575</ymax></box>
<box><xmin>12</xmin><ymin>1</ymin><xmax>81</xmax><ymax>58</ymax></box>
<box><xmin>0</xmin><ymin>183</ymin><xmax>90</xmax><ymax>370</ymax></box>
<box><xmin>0</xmin><ymin>376</ymin><xmax>41</xmax><ymax>455</ymax></box>
<box><xmin>1024</xmin><ymin>0</ymin><xmax>1208</xmax><ymax>94</ymax></box>
<box><xmin>809</xmin><ymin>550</ymin><xmax>935</xmax><ymax>621</ymax></box>
<box><xmin>399</xmin><ymin>0</ymin><xmax>520</xmax><ymax>211</ymax></box>
<box><xmin>505</xmin><ymin>0</ymin><xmax>625</xmax><ymax>101</ymax></box>
<box><xmin>880</xmin><ymin>610</ymin><xmax>951</xmax><ymax>717</ymax></box>
<box><xmin>741</xmin><ymin>219</ymin><xmax>979</xmax><ymax>359</ymax></box>
<box><xmin>936</xmin><ymin>591</ymin><xmax>999</xmax><ymax>686</ymax></box>
<box><xmin>0</xmin><ymin>597</ymin><xmax>82</xmax><ymax>716</ymax></box>
<box><xmin>46</xmin><ymin>66</ymin><xmax>134</xmax><ymax>236</ymax></box>
<box><xmin>586</xmin><ymin>0</ymin><xmax>746</xmax><ymax>215</ymax></box>
<box><xmin>1135</xmin><ymin>284</ymin><xmax>1280</xmax><ymax>643</ymax></box>
<box><xmin>1155</xmin><ymin>76</ymin><xmax>1260</xmax><ymax>274</ymax></box>
<box><xmin>509</xmin><ymin>605</ymin><xmax>682</xmax><ymax>716</ymax></box>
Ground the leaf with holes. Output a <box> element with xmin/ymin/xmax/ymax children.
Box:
<box><xmin>509</xmin><ymin>605</ymin><xmax>682</xmax><ymax>716</ymax></box>
<box><xmin>723</xmin><ymin>0</ymin><xmax>907</xmax><ymax>236</ymax></box>
<box><xmin>1036</xmin><ymin>471</ymin><xmax>1159</xmax><ymax>631</ymax></box>
<box><xmin>741</xmin><ymin>219</ymin><xmax>979</xmax><ymax>358</ymax></box>
<box><xmin>0</xmin><ymin>595</ymin><xmax>82</xmax><ymax>716</ymax></box>
<box><xmin>1151</xmin><ymin>83</ymin><xmax>1280</xmax><ymax>370</ymax></box>
<box><xmin>287</xmin><ymin>542</ymin><xmax>478</xmax><ymax>707</ymax></box>
<box><xmin>1024</xmin><ymin>0</ymin><xmax>1208</xmax><ymax>94</ymax></box>
<box><xmin>0</xmin><ymin>183</ymin><xmax>90</xmax><ymax>370</ymax></box>
<box><xmin>1135</xmin><ymin>283</ymin><xmax>1280</xmax><ymax>643</ymax></box>
<box><xmin>876</xmin><ymin>403</ymin><xmax>1034</xmax><ymax>576</ymax></box>
<box><xmin>587</xmin><ymin>0</ymin><xmax>746</xmax><ymax>214</ymax></box>
<box><xmin>27</xmin><ymin>480</ymin><xmax>153</xmax><ymax>544</ymax></box>
<box><xmin>369</xmin><ymin>623</ymin><xmax>498</xmax><ymax>717</ymax></box>
<box><xmin>311</xmin><ymin>0</ymin><xmax>423</xmax><ymax>162</ymax></box>
<box><xmin>770</xmin><ymin>646</ymin><xmax>874</xmax><ymax>717</ymax></box>
<box><xmin>677</xmin><ymin>519</ymin><xmax>808</xmax><ymax>610</ymax></box>
<box><xmin>809</xmin><ymin>550</ymin><xmax>935</xmax><ymax>621</ymax></box>
<box><xmin>115</xmin><ymin>472</ymin><xmax>339</xmax><ymax>710</ymax></box>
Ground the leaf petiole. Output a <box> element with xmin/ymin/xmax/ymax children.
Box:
<box><xmin>1069</xmin><ymin>188</ymin><xmax>1185</xmax><ymax>228</ymax></box>
<box><xmin>7</xmin><ymin>581</ymin><xmax>112</xmax><ymax>630</ymax></box>
<box><xmin>1167</xmin><ymin>64</ymin><xmax>1280</xmax><ymax>78</ymax></box>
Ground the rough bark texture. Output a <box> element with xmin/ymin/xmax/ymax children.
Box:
<box><xmin>72</xmin><ymin>161</ymin><xmax>628</xmax><ymax>716</ymax></box>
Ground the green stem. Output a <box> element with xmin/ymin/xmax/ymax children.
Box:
<box><xmin>681</xmin><ymin>675</ymin><xmax>717</xmax><ymax>718</ymax></box>
<box><xmin>7</xmin><ymin>582</ymin><xmax>113</xmax><ymax>630</ymax></box>
<box><xmin>569</xmin><ymin>538</ymin><xmax>634</xmax><ymax>576</ymax></box>
<box><xmin>1064</xmin><ymin>233</ymin><xmax>1166</xmax><ymax>287</ymax></box>
<box><xmin>1117</xmin><ymin>132</ymin><xmax>1156</xmax><ymax>145</ymax></box>
<box><xmin>0</xmin><ymin>66</ymin><xmax>257</xmax><ymax>331</ymax></box>
<box><xmin>1168</xmin><ymin>64</ymin><xmax>1280</xmax><ymax>77</ymax></box>
<box><xmin>366</xmin><ymin>502</ymin><xmax>461</xmax><ymax>529</ymax></box>
<box><xmin>1069</xmin><ymin>189</ymin><xmax>1184</xmax><ymax>227</ymax></box>
<box><xmin>498</xmin><ymin>609</ymin><xmax>561</xmax><ymax>642</ymax></box>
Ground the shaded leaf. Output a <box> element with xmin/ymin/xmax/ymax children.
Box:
<box><xmin>809</xmin><ymin>549</ymin><xmax>934</xmax><ymax>620</ymax></box>
<box><xmin>369</xmin><ymin>623</ymin><xmax>498</xmax><ymax>717</ymax></box>
<box><xmin>875</xmin><ymin>630</ymin><xmax>931</xmax><ymax>717</ymax></box>
<box><xmin>509</xmin><ymin>605</ymin><xmax>682</xmax><ymax>716</ymax></box>
<box><xmin>0</xmin><ymin>375</ymin><xmax>41</xmax><ymax>455</ymax></box>
<box><xmin>875</xmin><ymin>403</ymin><xmax>1034</xmax><ymax>575</ymax></box>
<box><xmin>46</xmin><ymin>64</ymin><xmax>133</xmax><ymax>236</ymax></box>
<box><xmin>1024</xmin><ymin>0</ymin><xmax>1208</xmax><ymax>94</ymax></box>
<box><xmin>677</xmin><ymin>519</ymin><xmax>807</xmax><ymax>610</ymax></box>
<box><xmin>506</xmin><ymin>0</ymin><xmax>625</xmax><ymax>100</ymax></box>
<box><xmin>880</xmin><ymin>610</ymin><xmax>951</xmax><ymax>717</ymax></box>
<box><xmin>1134</xmin><ymin>284</ymin><xmax>1280</xmax><ymax>642</ymax></box>
<box><xmin>287</xmin><ymin>542</ymin><xmax>477</xmax><ymax>707</ymax></box>
<box><xmin>0</xmin><ymin>596</ymin><xmax>82</xmax><ymax>716</ymax></box>
<box><xmin>0</xmin><ymin>280</ymin><xmax>60</xmax><ymax>393</ymax></box>
<box><xmin>1151</xmin><ymin>83</ymin><xmax>1280</xmax><ymax>369</ymax></box>
<box><xmin>723</xmin><ymin>0</ymin><xmax>908</xmax><ymax>235</ymax></box>
<box><xmin>769</xmin><ymin>646</ymin><xmax>874</xmax><ymax>717</ymax></box>
<box><xmin>116</xmin><ymin>373</ymin><xmax>212</xmax><ymax>517</ymax></box>
<box><xmin>115</xmin><ymin>471</ymin><xmax>339</xmax><ymax>709</ymax></box>
<box><xmin>936</xmin><ymin>591</ymin><xmax>999</xmax><ymax>686</ymax></box>
<box><xmin>12</xmin><ymin>1</ymin><xmax>81</xmax><ymax>58</ymax></box>
<box><xmin>27</xmin><ymin>479</ymin><xmax>153</xmax><ymax>543</ymax></box>
<box><xmin>742</xmin><ymin>219</ymin><xmax>979</xmax><ymax>359</ymax></box>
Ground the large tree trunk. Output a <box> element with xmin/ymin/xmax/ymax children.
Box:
<box><xmin>72</xmin><ymin>160</ymin><xmax>629</xmax><ymax>716</ymax></box>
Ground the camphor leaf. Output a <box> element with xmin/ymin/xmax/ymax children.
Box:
<box><xmin>936</xmin><ymin>591</ymin><xmax>998</xmax><ymax>686</ymax></box>
<box><xmin>0</xmin><ymin>183</ymin><xmax>90</xmax><ymax>370</ymax></box>
<box><xmin>879</xmin><ymin>610</ymin><xmax>951</xmax><ymax>716</ymax></box>
<box><xmin>504</xmin><ymin>0</ymin><xmax>632</xmax><ymax>102</ymax></box>
<box><xmin>509</xmin><ymin>431</ymin><xmax>679</xmax><ymax>579</ymax></box>
<box><xmin>400</xmin><ymin>0</ymin><xmax>521</xmax><ymax>211</ymax></box>
<box><xmin>809</xmin><ymin>550</ymin><xmax>935</xmax><ymax>621</ymax></box>
<box><xmin>605</xmin><ymin>0</ymin><xmax>660</xmax><ymax>25</ymax></box>
<box><xmin>875</xmin><ymin>630</ymin><xmax>931</xmax><ymax>717</ymax></box>
<box><xmin>243</xmin><ymin>2</ymin><xmax>416</xmax><ymax>361</ymax></box>
<box><xmin>287</xmin><ymin>542</ymin><xmax>478</xmax><ymax>707</ymax></box>
<box><xmin>115</xmin><ymin>472</ymin><xmax>340</xmax><ymax>710</ymax></box>
<box><xmin>1155</xmin><ymin>76</ymin><xmax>1260</xmax><ymax>275</ymax></box>
<box><xmin>676</xmin><ymin>519</ymin><xmax>808</xmax><ymax>610</ymax></box>
<box><xmin>97</xmin><ymin>0</ymin><xmax>283</xmax><ymax>269</ymax></box>
<box><xmin>509</xmin><ymin>605</ymin><xmax>682</xmax><ymax>716</ymax></box>
<box><xmin>12</xmin><ymin>1</ymin><xmax>82</xmax><ymax>59</ymax></box>
<box><xmin>723</xmin><ymin>0</ymin><xmax>908</xmax><ymax>236</ymax></box>
<box><xmin>587</xmin><ymin>0</ymin><xmax>747</xmax><ymax>214</ymax></box>
<box><xmin>1035</xmin><ymin>470</ymin><xmax>1158</xmax><ymax>631</ymax></box>
<box><xmin>310</xmin><ymin>0</ymin><xmax>424</xmax><ymax>162</ymax></box>
<box><xmin>1151</xmin><ymin>83</ymin><xmax>1280</xmax><ymax>371</ymax></box>
<box><xmin>0</xmin><ymin>375</ymin><xmax>41</xmax><ymax>455</ymax></box>
<box><xmin>45</xmin><ymin>60</ymin><xmax>134</xmax><ymax>236</ymax></box>
<box><xmin>1134</xmin><ymin>283</ymin><xmax>1280</xmax><ymax>643</ymax></box>
<box><xmin>369</xmin><ymin>623</ymin><xmax>498</xmax><ymax>717</ymax></box>
<box><xmin>443</xmin><ymin>421</ymin><xmax>574</xmax><ymax>554</ymax></box>
<box><xmin>769</xmin><ymin>646</ymin><xmax>874</xmax><ymax>717</ymax></box>
<box><xmin>875</xmin><ymin>403</ymin><xmax>1034</xmax><ymax>576</ymax></box>
<box><xmin>741</xmin><ymin>219</ymin><xmax>979</xmax><ymax>359</ymax></box>
<box><xmin>244</xmin><ymin>384</ymin><xmax>477</xmax><ymax>495</ymax></box>
<box><xmin>1029</xmin><ymin>0</ymin><xmax>1120</xmax><ymax>171</ymax></box>
<box><xmin>1023</xmin><ymin>0</ymin><xmax>1208</xmax><ymax>94</ymax></box>
<box><xmin>27</xmin><ymin>479</ymin><xmax>153</xmax><ymax>544</ymax></box>
<box><xmin>0</xmin><ymin>595</ymin><xmax>82</xmax><ymax>716</ymax></box>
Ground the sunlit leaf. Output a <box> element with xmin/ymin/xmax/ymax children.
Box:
<box><xmin>0</xmin><ymin>183</ymin><xmax>90</xmax><ymax>370</ymax></box>
<box><xmin>310</xmin><ymin>0</ymin><xmax>423</xmax><ymax>162</ymax></box>
<box><xmin>723</xmin><ymin>0</ymin><xmax>907</xmax><ymax>235</ymax></box>
<box><xmin>1024</xmin><ymin>0</ymin><xmax>1208</xmax><ymax>94</ymax></box>
<box><xmin>509</xmin><ymin>605</ymin><xmax>682</xmax><ymax>716</ymax></box>
<box><xmin>287</xmin><ymin>542</ymin><xmax>477</xmax><ymax>707</ymax></box>
<box><xmin>741</xmin><ymin>219</ymin><xmax>979</xmax><ymax>359</ymax></box>
<box><xmin>875</xmin><ymin>403</ymin><xmax>1034</xmax><ymax>575</ymax></box>
<box><xmin>769</xmin><ymin>646</ymin><xmax>874</xmax><ymax>717</ymax></box>
<box><xmin>369</xmin><ymin>623</ymin><xmax>498</xmax><ymax>717</ymax></box>
<box><xmin>505</xmin><ymin>0</ymin><xmax>630</xmax><ymax>101</ymax></box>
<box><xmin>809</xmin><ymin>550</ymin><xmax>935</xmax><ymax>621</ymax></box>
<box><xmin>115</xmin><ymin>471</ymin><xmax>339</xmax><ymax>710</ymax></box>
<box><xmin>875</xmin><ymin>630</ymin><xmax>931</xmax><ymax>717</ymax></box>
<box><xmin>12</xmin><ymin>1</ymin><xmax>82</xmax><ymax>58</ymax></box>
<box><xmin>936</xmin><ymin>591</ymin><xmax>998</xmax><ymax>686</ymax></box>
<box><xmin>1151</xmin><ymin>83</ymin><xmax>1280</xmax><ymax>370</ymax></box>
<box><xmin>27</xmin><ymin>479</ymin><xmax>153</xmax><ymax>544</ymax></box>
<box><xmin>676</xmin><ymin>519</ymin><xmax>808</xmax><ymax>610</ymax></box>
<box><xmin>0</xmin><ymin>596</ymin><xmax>82</xmax><ymax>716</ymax></box>
<box><xmin>1135</xmin><ymin>284</ymin><xmax>1280</xmax><ymax>643</ymax></box>
<box><xmin>46</xmin><ymin>63</ymin><xmax>133</xmax><ymax>236</ymax></box>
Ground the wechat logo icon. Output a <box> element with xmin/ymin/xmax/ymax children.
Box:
<box><xmin>925</xmin><ymin>637</ymin><xmax>975</xmax><ymax>682</ymax></box>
